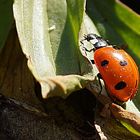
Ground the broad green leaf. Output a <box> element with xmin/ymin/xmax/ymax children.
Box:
<box><xmin>13</xmin><ymin>0</ymin><xmax>97</xmax><ymax>99</ymax></box>
<box><xmin>13</xmin><ymin>0</ymin><xmax>56</xmax><ymax>80</ymax></box>
<box><xmin>48</xmin><ymin>0</ymin><xmax>84</xmax><ymax>75</ymax></box>
<box><xmin>0</xmin><ymin>0</ymin><xmax>14</xmax><ymax>49</ymax></box>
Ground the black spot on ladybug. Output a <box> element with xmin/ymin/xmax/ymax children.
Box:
<box><xmin>101</xmin><ymin>60</ymin><xmax>109</xmax><ymax>67</ymax></box>
<box><xmin>97</xmin><ymin>73</ymin><xmax>102</xmax><ymax>79</ymax></box>
<box><xmin>120</xmin><ymin>60</ymin><xmax>127</xmax><ymax>66</ymax></box>
<box><xmin>115</xmin><ymin>81</ymin><xmax>126</xmax><ymax>90</ymax></box>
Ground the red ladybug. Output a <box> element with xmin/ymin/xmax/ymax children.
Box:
<box><xmin>81</xmin><ymin>34</ymin><xmax>139</xmax><ymax>103</ymax></box>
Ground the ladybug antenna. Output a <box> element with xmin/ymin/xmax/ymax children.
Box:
<box><xmin>83</xmin><ymin>34</ymin><xmax>87</xmax><ymax>39</ymax></box>
<box><xmin>80</xmin><ymin>34</ymin><xmax>87</xmax><ymax>45</ymax></box>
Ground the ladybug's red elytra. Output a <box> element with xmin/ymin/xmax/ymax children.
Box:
<box><xmin>81</xmin><ymin>34</ymin><xmax>139</xmax><ymax>103</ymax></box>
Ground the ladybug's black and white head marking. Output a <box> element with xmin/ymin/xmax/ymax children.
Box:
<box><xmin>82</xmin><ymin>34</ymin><xmax>109</xmax><ymax>50</ymax></box>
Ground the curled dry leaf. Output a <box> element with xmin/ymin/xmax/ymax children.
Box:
<box><xmin>13</xmin><ymin>0</ymin><xmax>56</xmax><ymax>82</ymax></box>
<box><xmin>13</xmin><ymin>0</ymin><xmax>94</xmax><ymax>100</ymax></box>
<box><xmin>40</xmin><ymin>75</ymin><xmax>95</xmax><ymax>99</ymax></box>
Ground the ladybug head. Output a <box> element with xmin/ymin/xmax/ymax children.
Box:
<box><xmin>84</xmin><ymin>34</ymin><xmax>109</xmax><ymax>50</ymax></box>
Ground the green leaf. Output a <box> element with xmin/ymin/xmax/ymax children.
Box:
<box><xmin>121</xmin><ymin>121</ymin><xmax>140</xmax><ymax>137</ymax></box>
<box><xmin>13</xmin><ymin>0</ymin><xmax>85</xmax><ymax>77</ymax></box>
<box><xmin>48</xmin><ymin>0</ymin><xmax>85</xmax><ymax>74</ymax></box>
<box><xmin>0</xmin><ymin>0</ymin><xmax>14</xmax><ymax>49</ymax></box>
<box><xmin>13</xmin><ymin>0</ymin><xmax>97</xmax><ymax>99</ymax></box>
<box><xmin>13</xmin><ymin>0</ymin><xmax>56</xmax><ymax>80</ymax></box>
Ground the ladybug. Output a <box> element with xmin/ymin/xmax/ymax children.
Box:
<box><xmin>81</xmin><ymin>34</ymin><xmax>139</xmax><ymax>103</ymax></box>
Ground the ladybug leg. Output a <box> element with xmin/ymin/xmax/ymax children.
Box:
<box><xmin>112</xmin><ymin>45</ymin><xmax>118</xmax><ymax>49</ymax></box>
<box><xmin>80</xmin><ymin>39</ymin><xmax>85</xmax><ymax>45</ymax></box>
<box><xmin>83</xmin><ymin>47</ymin><xmax>95</xmax><ymax>52</ymax></box>
<box><xmin>97</xmin><ymin>73</ymin><xmax>103</xmax><ymax>95</ymax></box>
<box><xmin>113</xmin><ymin>44</ymin><xmax>128</xmax><ymax>50</ymax></box>
<box><xmin>80</xmin><ymin>34</ymin><xmax>88</xmax><ymax>45</ymax></box>
<box><xmin>97</xmin><ymin>73</ymin><xmax>102</xmax><ymax>79</ymax></box>
<box><xmin>91</xmin><ymin>60</ymin><xmax>94</xmax><ymax>64</ymax></box>
<box><xmin>112</xmin><ymin>45</ymin><xmax>121</xmax><ymax>50</ymax></box>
